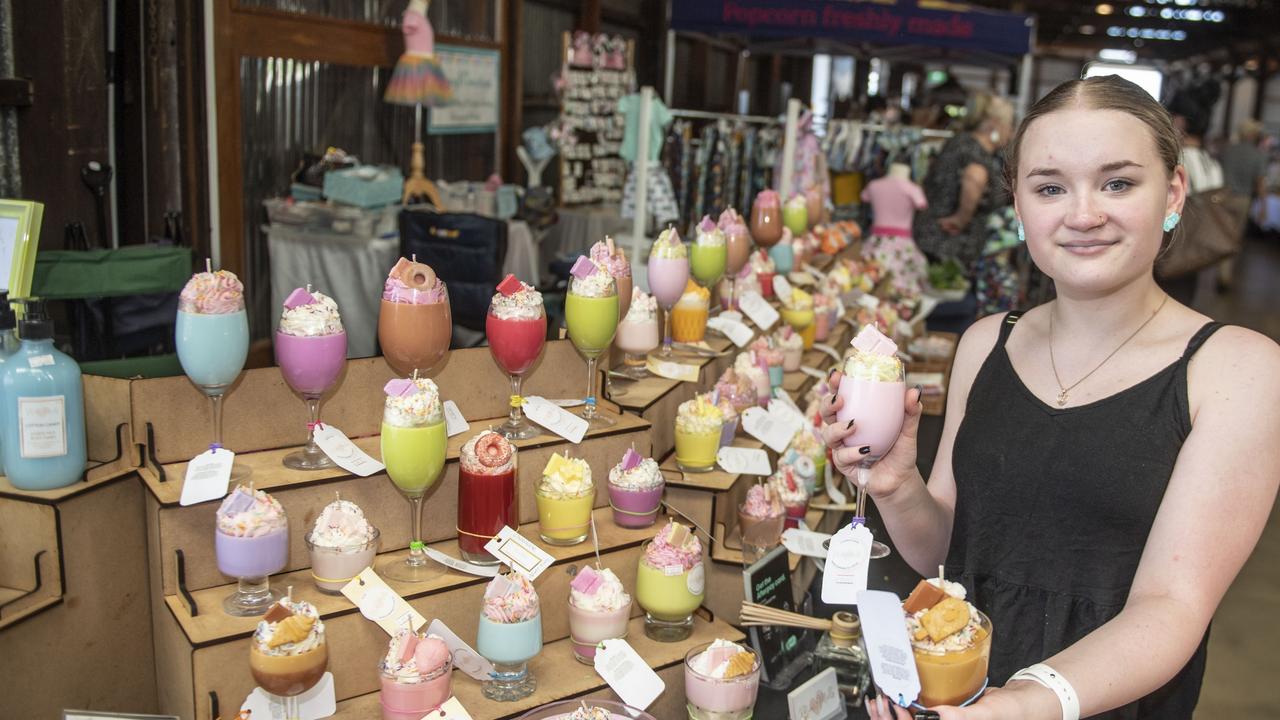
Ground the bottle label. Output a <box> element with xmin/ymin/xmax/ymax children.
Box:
<box><xmin>18</xmin><ymin>395</ymin><xmax>68</xmax><ymax>459</ymax></box>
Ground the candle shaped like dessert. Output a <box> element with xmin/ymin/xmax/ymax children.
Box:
<box><xmin>775</xmin><ymin>327</ymin><xmax>804</xmax><ymax>372</ymax></box>
<box><xmin>457</xmin><ymin>431</ymin><xmax>517</xmax><ymax>565</ymax></box>
<box><xmin>749</xmin><ymin>250</ymin><xmax>776</xmax><ymax>298</ymax></box>
<box><xmin>567</xmin><ymin>565</ymin><xmax>633</xmax><ymax>664</ymax></box>
<box><xmin>248</xmin><ymin>598</ymin><xmax>329</xmax><ymax>711</ymax></box>
<box><xmin>903</xmin><ymin>577</ymin><xmax>992</xmax><ymax>707</ymax></box>
<box><xmin>813</xmin><ymin>292</ymin><xmax>837</xmax><ymax>342</ymax></box>
<box><xmin>477</xmin><ymin>572</ymin><xmax>542</xmax><ymax>701</ymax></box>
<box><xmin>770</xmin><ymin>227</ymin><xmax>795</xmax><ymax>275</ymax></box>
<box><xmin>715</xmin><ymin>396</ymin><xmax>739</xmax><ymax>448</ymax></box>
<box><xmin>684</xmin><ymin>639</ymin><xmax>761</xmax><ymax>720</ymax></box>
<box><xmin>380</xmin><ymin>376</ymin><xmax>449</xmax><ymax>582</ymax></box>
<box><xmin>590</xmin><ymin>237</ymin><xmax>632</xmax><ymax>321</ymax></box>
<box><xmin>690</xmin><ymin>216</ymin><xmax>727</xmax><ymax>292</ymax></box>
<box><xmin>606</xmin><ymin>448</ymin><xmax>664</xmax><ymax>529</ymax></box>
<box><xmin>750</xmin><ymin>189</ymin><xmax>783</xmax><ymax>247</ymax></box>
<box><xmin>750</xmin><ymin>336</ymin><xmax>785</xmax><ymax>389</ymax></box>
<box><xmin>615</xmin><ymin>289</ymin><xmax>659</xmax><ymax>379</ymax></box>
<box><xmin>715</xmin><ymin>369</ymin><xmax>759</xmax><ymax>414</ymax></box>
<box><xmin>737</xmin><ymin>483</ymin><xmax>784</xmax><ymax>564</ymax></box>
<box><xmin>378</xmin><ymin>257</ymin><xmax>451</xmax><ymax>376</ymax></box>
<box><xmin>719</xmin><ymin>209</ymin><xmax>752</xmax><ymax>310</ymax></box>
<box><xmin>305</xmin><ymin>497</ymin><xmax>379</xmax><ymax>594</ymax></box>
<box><xmin>769</xmin><ymin>465</ymin><xmax>810</xmax><ymax>530</ymax></box>
<box><xmin>379</xmin><ymin>629</ymin><xmax>453</xmax><ymax>720</ymax></box>
<box><xmin>670</xmin><ymin>280</ymin><xmax>710</xmax><ymax>344</ymax></box>
<box><xmin>782</xmin><ymin>193</ymin><xmax>809</xmax><ymax>237</ymax></box>
<box><xmin>487</xmin><ymin>275</ymin><xmax>547</xmax><ymax>441</ymax></box>
<box><xmin>646</xmin><ymin>227</ymin><xmax>689</xmax><ymax>357</ymax></box>
<box><xmin>786</xmin><ymin>427</ymin><xmax>827</xmax><ymax>495</ymax></box>
<box><xmin>275</xmin><ymin>287</ymin><xmax>347</xmax><ymax>470</ymax></box>
<box><xmin>734</xmin><ymin>352</ymin><xmax>772</xmax><ymax>406</ymax></box>
<box><xmin>673</xmin><ymin>393</ymin><xmax>723</xmax><ymax>473</ymax></box>
<box><xmin>215</xmin><ymin>485</ymin><xmax>288</xmax><ymax>616</ymax></box>
<box><xmin>804</xmin><ymin>183</ymin><xmax>824</xmax><ymax>229</ymax></box>
<box><xmin>536</xmin><ymin>453</ymin><xmax>594</xmax><ymax>545</ymax></box>
<box><xmin>780</xmin><ymin>288</ymin><xmax>816</xmax><ymax>349</ymax></box>
<box><xmin>565</xmin><ymin>255</ymin><xmax>619</xmax><ymax>428</ymax></box>
<box><xmin>635</xmin><ymin>521</ymin><xmax>705</xmax><ymax>641</ymax></box>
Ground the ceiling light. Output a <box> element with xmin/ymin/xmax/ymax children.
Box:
<box><xmin>1096</xmin><ymin>3</ymin><xmax>1115</xmax><ymax>15</ymax></box>
<box><xmin>1099</xmin><ymin>48</ymin><xmax>1138</xmax><ymax>62</ymax></box>
<box><xmin>1079</xmin><ymin>24</ymin><xmax>1097</xmax><ymax>34</ymax></box>
<box><xmin>1128</xmin><ymin>6</ymin><xmax>1147</xmax><ymax>16</ymax></box>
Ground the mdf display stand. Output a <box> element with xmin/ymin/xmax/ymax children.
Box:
<box><xmin>134</xmin><ymin>339</ymin><xmax>740</xmax><ymax>720</ymax></box>
<box><xmin>0</xmin><ymin>376</ymin><xmax>154</xmax><ymax>719</ymax></box>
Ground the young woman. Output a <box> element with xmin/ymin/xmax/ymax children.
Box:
<box><xmin>822</xmin><ymin>76</ymin><xmax>1280</xmax><ymax>719</ymax></box>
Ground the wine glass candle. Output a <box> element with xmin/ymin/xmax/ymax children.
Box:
<box><xmin>719</xmin><ymin>209</ymin><xmax>752</xmax><ymax>310</ymax></box>
<box><xmin>565</xmin><ymin>256</ymin><xmax>619</xmax><ymax>429</ymax></box>
<box><xmin>176</xmin><ymin>264</ymin><xmax>251</xmax><ymax>479</ymax></box>
<box><xmin>690</xmin><ymin>216</ymin><xmax>727</xmax><ymax>302</ymax></box>
<box><xmin>646</xmin><ymin>227</ymin><xmax>689</xmax><ymax>358</ymax></box>
<box><xmin>379</xmin><ymin>375</ymin><xmax>449</xmax><ymax>582</ymax></box>
<box><xmin>833</xmin><ymin>325</ymin><xmax>905</xmax><ymax>558</ymax></box>
<box><xmin>486</xmin><ymin>275</ymin><xmax>547</xmax><ymax>440</ymax></box>
<box><xmin>275</xmin><ymin>286</ymin><xmax>347</xmax><ymax>470</ymax></box>
<box><xmin>378</xmin><ymin>257</ymin><xmax>452</xmax><ymax>377</ymax></box>
<box><xmin>750</xmin><ymin>190</ymin><xmax>783</xmax><ymax>248</ymax></box>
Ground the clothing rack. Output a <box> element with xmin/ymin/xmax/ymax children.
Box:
<box><xmin>826</xmin><ymin>119</ymin><xmax>954</xmax><ymax>139</ymax></box>
<box><xmin>668</xmin><ymin>108</ymin><xmax>781</xmax><ymax>125</ymax></box>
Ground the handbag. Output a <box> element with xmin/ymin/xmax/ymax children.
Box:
<box><xmin>1155</xmin><ymin>188</ymin><xmax>1250</xmax><ymax>280</ymax></box>
<box><xmin>399</xmin><ymin>210</ymin><xmax>508</xmax><ymax>332</ymax></box>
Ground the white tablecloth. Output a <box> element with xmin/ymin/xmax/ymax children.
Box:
<box><xmin>541</xmin><ymin>205</ymin><xmax>630</xmax><ymax>269</ymax></box>
<box><xmin>267</xmin><ymin>219</ymin><xmax>540</xmax><ymax>358</ymax></box>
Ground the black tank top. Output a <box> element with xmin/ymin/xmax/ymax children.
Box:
<box><xmin>947</xmin><ymin>311</ymin><xmax>1223</xmax><ymax>719</ymax></box>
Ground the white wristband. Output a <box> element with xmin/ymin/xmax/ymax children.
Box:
<box><xmin>1008</xmin><ymin>663</ymin><xmax>1080</xmax><ymax>720</ymax></box>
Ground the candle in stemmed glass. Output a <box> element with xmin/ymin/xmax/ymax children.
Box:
<box><xmin>646</xmin><ymin>227</ymin><xmax>689</xmax><ymax>358</ymax></box>
<box><xmin>274</xmin><ymin>286</ymin><xmax>346</xmax><ymax>470</ymax></box>
<box><xmin>379</xmin><ymin>376</ymin><xmax>448</xmax><ymax>582</ymax></box>
<box><xmin>378</xmin><ymin>257</ymin><xmax>451</xmax><ymax>377</ymax></box>
<box><xmin>565</xmin><ymin>256</ymin><xmax>619</xmax><ymax>429</ymax></box>
<box><xmin>719</xmin><ymin>209</ymin><xmax>752</xmax><ymax>310</ymax></box>
<box><xmin>486</xmin><ymin>275</ymin><xmax>546</xmax><ymax>440</ymax></box>
<box><xmin>689</xmin><ymin>216</ymin><xmax>727</xmax><ymax>305</ymax></box>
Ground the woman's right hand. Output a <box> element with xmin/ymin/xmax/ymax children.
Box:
<box><xmin>819</xmin><ymin>370</ymin><xmax>925</xmax><ymax>501</ymax></box>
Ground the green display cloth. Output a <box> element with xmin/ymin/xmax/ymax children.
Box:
<box><xmin>32</xmin><ymin>246</ymin><xmax>192</xmax><ymax>300</ymax></box>
<box><xmin>80</xmin><ymin>353</ymin><xmax>183</xmax><ymax>379</ymax></box>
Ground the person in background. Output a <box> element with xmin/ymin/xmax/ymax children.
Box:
<box><xmin>1162</xmin><ymin>85</ymin><xmax>1224</xmax><ymax>305</ymax></box>
<box><xmin>1217</xmin><ymin>118</ymin><xmax>1268</xmax><ymax>291</ymax></box>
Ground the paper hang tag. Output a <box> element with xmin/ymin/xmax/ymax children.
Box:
<box><xmin>774</xmin><ymin>277</ymin><xmax>795</xmax><ymax>305</ymax></box>
<box><xmin>521</xmin><ymin>395</ymin><xmax>588</xmax><ymax>443</ymax></box>
<box><xmin>857</xmin><ymin>293</ymin><xmax>881</xmax><ymax>311</ymax></box>
<box><xmin>812</xmin><ymin>343</ymin><xmax>842</xmax><ymax>364</ymax></box>
<box><xmin>426</xmin><ymin>619</ymin><xmax>496</xmax><ymax>682</ymax></box>
<box><xmin>426</xmin><ymin>697</ymin><xmax>475</xmax><ymax>720</ymax></box>
<box><xmin>768</xmin><ymin>398</ymin><xmax>808</xmax><ymax>434</ymax></box>
<box><xmin>858</xmin><ymin>589</ymin><xmax>922</xmax><ymax>709</ymax></box>
<box><xmin>802</xmin><ymin>262</ymin><xmax>828</xmax><ymax>280</ymax></box>
<box><xmin>442</xmin><ymin>400</ymin><xmax>470</xmax><ymax>438</ymax></box>
<box><xmin>738</xmin><ymin>291</ymin><xmax>779</xmax><ymax>331</ymax></box>
<box><xmin>799</xmin><ymin>366</ymin><xmax>826</xmax><ymax>380</ymax></box>
<box><xmin>179</xmin><ymin>449</ymin><xmax>235</xmax><ymax>506</ymax></box>
<box><xmin>341</xmin><ymin>567</ymin><xmax>427</xmax><ymax>636</ymax></box>
<box><xmin>835</xmin><ymin>296</ymin><xmax>846</xmax><ymax>320</ymax></box>
<box><xmin>741</xmin><ymin>406</ymin><xmax>800</xmax><ymax>454</ymax></box>
<box><xmin>312</xmin><ymin>425</ymin><xmax>385</xmax><ymax>477</ymax></box>
<box><xmin>718</xmin><ymin>310</ymin><xmax>745</xmax><ymax>324</ymax></box>
<box><xmin>422</xmin><ymin>547</ymin><xmax>500</xmax><ymax>577</ymax></box>
<box><xmin>820</xmin><ymin>524</ymin><xmax>872</xmax><ymax>606</ymax></box>
<box><xmin>594</xmin><ymin>638</ymin><xmax>666</xmax><ymax>711</ymax></box>
<box><xmin>825</xmin><ymin>461</ymin><xmax>847</xmax><ymax>506</ymax></box>
<box><xmin>716</xmin><ymin>446</ymin><xmax>772</xmax><ymax>476</ymax></box>
<box><xmin>484</xmin><ymin>525</ymin><xmax>555</xmax><ymax>581</ymax></box>
<box><xmin>787</xmin><ymin>271</ymin><xmax>815</xmax><ymax>287</ymax></box>
<box><xmin>646</xmin><ymin>357</ymin><xmax>700</xmax><ymax>383</ymax></box>
<box><xmin>781</xmin><ymin>528</ymin><xmax>832</xmax><ymax>559</ymax></box>
<box><xmin>771</xmin><ymin>387</ymin><xmax>803</xmax><ymax>417</ymax></box>
<box><xmin>241</xmin><ymin>671</ymin><xmax>336</xmax><ymax>720</ymax></box>
<box><xmin>706</xmin><ymin>315</ymin><xmax>754</xmax><ymax>347</ymax></box>
<box><xmin>787</xmin><ymin>666</ymin><xmax>845</xmax><ymax>720</ymax></box>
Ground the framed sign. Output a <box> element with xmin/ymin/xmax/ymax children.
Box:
<box><xmin>0</xmin><ymin>198</ymin><xmax>43</xmax><ymax>298</ymax></box>
<box><xmin>429</xmin><ymin>46</ymin><xmax>500</xmax><ymax>134</ymax></box>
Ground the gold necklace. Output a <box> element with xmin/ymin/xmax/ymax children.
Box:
<box><xmin>1048</xmin><ymin>294</ymin><xmax>1169</xmax><ymax>407</ymax></box>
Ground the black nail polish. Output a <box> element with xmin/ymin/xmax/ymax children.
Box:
<box><xmin>865</xmin><ymin>683</ymin><xmax>879</xmax><ymax>702</ymax></box>
<box><xmin>914</xmin><ymin>384</ymin><xmax>923</xmax><ymax>396</ymax></box>
<box><xmin>830</xmin><ymin>393</ymin><xmax>838</xmax><ymax>405</ymax></box>
<box><xmin>914</xmin><ymin>712</ymin><xmax>941</xmax><ymax>720</ymax></box>
<box><xmin>828</xmin><ymin>367</ymin><xmax>837</xmax><ymax>380</ymax></box>
<box><xmin>859</xmin><ymin>446</ymin><xmax>871</xmax><ymax>455</ymax></box>
<box><xmin>846</xmin><ymin>418</ymin><xmax>856</xmax><ymax>429</ymax></box>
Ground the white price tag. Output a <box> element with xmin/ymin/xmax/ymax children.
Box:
<box><xmin>857</xmin><ymin>294</ymin><xmax>881</xmax><ymax>310</ymax></box>
<box><xmin>787</xmin><ymin>271</ymin><xmax>815</xmax><ymax>287</ymax></box>
<box><xmin>820</xmin><ymin>524</ymin><xmax>872</xmax><ymax>605</ymax></box>
<box><xmin>741</xmin><ymin>406</ymin><xmax>800</xmax><ymax>453</ymax></box>
<box><xmin>594</xmin><ymin>638</ymin><xmax>666</xmax><ymax>710</ymax></box>
<box><xmin>858</xmin><ymin>590</ymin><xmax>922</xmax><ymax>708</ymax></box>
<box><xmin>897</xmin><ymin>319</ymin><xmax>915</xmax><ymax>339</ymax></box>
<box><xmin>774</xmin><ymin>275</ymin><xmax>794</xmax><ymax>303</ymax></box>
<box><xmin>812</xmin><ymin>343</ymin><xmax>842</xmax><ymax>364</ymax></box>
<box><xmin>484</xmin><ymin>525</ymin><xmax>555</xmax><ymax>581</ymax></box>
<box><xmin>341</xmin><ymin>567</ymin><xmax>427</xmax><ymax>636</ymax></box>
<box><xmin>425</xmin><ymin>619</ymin><xmax>496</xmax><ymax>682</ymax></box>
<box><xmin>767</xmin><ymin>398</ymin><xmax>807</xmax><ymax>435</ymax></box>
<box><xmin>716</xmin><ymin>446</ymin><xmax>772</xmax><ymax>476</ymax></box>
<box><xmin>781</xmin><ymin>528</ymin><xmax>831</xmax><ymax>559</ymax></box>
<box><xmin>422</xmin><ymin>547</ymin><xmax>500</xmax><ymax>577</ymax></box>
<box><xmin>719</xmin><ymin>310</ymin><xmax>745</xmax><ymax>324</ymax></box>
<box><xmin>179</xmin><ymin>449</ymin><xmax>234</xmax><ymax>506</ymax></box>
<box><xmin>802</xmin><ymin>262</ymin><xmax>828</xmax><ymax>280</ymax></box>
<box><xmin>521</xmin><ymin>395</ymin><xmax>588</xmax><ymax>443</ymax></box>
<box><xmin>738</xmin><ymin>291</ymin><xmax>779</xmax><ymax>331</ymax></box>
<box><xmin>646</xmin><ymin>357</ymin><xmax>701</xmax><ymax>383</ymax></box>
<box><xmin>771</xmin><ymin>388</ymin><xmax>803</xmax><ymax>418</ymax></box>
<box><xmin>312</xmin><ymin>425</ymin><xmax>384</xmax><ymax>477</ymax></box>
<box><xmin>825</xmin><ymin>462</ymin><xmax>846</xmax><ymax>506</ymax></box>
<box><xmin>788</xmin><ymin>667</ymin><xmax>845</xmax><ymax>720</ymax></box>
<box><xmin>27</xmin><ymin>354</ymin><xmax>55</xmax><ymax>368</ymax></box>
<box><xmin>426</xmin><ymin>697</ymin><xmax>475</xmax><ymax>719</ymax></box>
<box><xmin>835</xmin><ymin>297</ymin><xmax>846</xmax><ymax>320</ymax></box>
<box><xmin>799</xmin><ymin>366</ymin><xmax>826</xmax><ymax>380</ymax></box>
<box><xmin>443</xmin><ymin>400</ymin><xmax>470</xmax><ymax>438</ymax></box>
<box><xmin>706</xmin><ymin>315</ymin><xmax>754</xmax><ymax>347</ymax></box>
<box><xmin>240</xmin><ymin>672</ymin><xmax>336</xmax><ymax>720</ymax></box>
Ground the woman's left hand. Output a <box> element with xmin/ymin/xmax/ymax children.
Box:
<box><xmin>865</xmin><ymin>683</ymin><xmax>1056</xmax><ymax>720</ymax></box>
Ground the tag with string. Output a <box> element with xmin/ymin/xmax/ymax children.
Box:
<box><xmin>521</xmin><ymin>395</ymin><xmax>588</xmax><ymax>443</ymax></box>
<box><xmin>341</xmin><ymin>567</ymin><xmax>426</xmax><ymax>635</ymax></box>
<box><xmin>179</xmin><ymin>447</ymin><xmax>235</xmax><ymax>506</ymax></box>
<box><xmin>443</xmin><ymin>400</ymin><xmax>469</xmax><ymax>437</ymax></box>
<box><xmin>312</xmin><ymin>425</ymin><xmax>384</xmax><ymax>477</ymax></box>
<box><xmin>820</xmin><ymin>524</ymin><xmax>872</xmax><ymax>605</ymax></box>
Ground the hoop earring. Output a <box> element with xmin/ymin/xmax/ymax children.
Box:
<box><xmin>1163</xmin><ymin>211</ymin><xmax>1181</xmax><ymax>233</ymax></box>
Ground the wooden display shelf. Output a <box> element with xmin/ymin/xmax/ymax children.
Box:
<box><xmin>0</xmin><ymin>498</ymin><xmax>62</xmax><ymax>630</ymax></box>
<box><xmin>164</xmin><ymin>505</ymin><xmax>658</xmax><ymax>646</ymax></box>
<box><xmin>0</xmin><ymin>422</ymin><xmax>138</xmax><ymax>504</ymax></box>
<box><xmin>710</xmin><ymin>495</ymin><xmax>834</xmax><ymax>568</ymax></box>
<box><xmin>139</xmin><ymin>411</ymin><xmax>650</xmax><ymax>506</ymax></box>
<box><xmin>330</xmin><ymin>614</ymin><xmax>743</xmax><ymax>720</ymax></box>
<box><xmin>659</xmin><ymin>437</ymin><xmax>765</xmax><ymax>492</ymax></box>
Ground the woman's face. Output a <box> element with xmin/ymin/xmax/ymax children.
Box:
<box><xmin>1013</xmin><ymin>107</ymin><xmax>1187</xmax><ymax>297</ymax></box>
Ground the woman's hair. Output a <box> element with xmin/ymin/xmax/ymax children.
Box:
<box><xmin>1004</xmin><ymin>76</ymin><xmax>1181</xmax><ymax>191</ymax></box>
<box><xmin>961</xmin><ymin>92</ymin><xmax>1014</xmax><ymax>132</ymax></box>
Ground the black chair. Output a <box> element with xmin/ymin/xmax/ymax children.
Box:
<box><xmin>399</xmin><ymin>209</ymin><xmax>508</xmax><ymax>338</ymax></box>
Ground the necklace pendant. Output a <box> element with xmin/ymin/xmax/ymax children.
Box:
<box><xmin>1057</xmin><ymin>391</ymin><xmax>1068</xmax><ymax>407</ymax></box>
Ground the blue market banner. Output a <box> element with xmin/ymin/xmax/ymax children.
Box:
<box><xmin>671</xmin><ymin>0</ymin><xmax>1032</xmax><ymax>56</ymax></box>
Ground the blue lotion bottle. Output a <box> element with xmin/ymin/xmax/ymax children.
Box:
<box><xmin>0</xmin><ymin>294</ymin><xmax>19</xmax><ymax>470</ymax></box>
<box><xmin>0</xmin><ymin>301</ymin><xmax>87</xmax><ymax>490</ymax></box>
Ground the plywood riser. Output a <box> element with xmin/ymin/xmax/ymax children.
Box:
<box><xmin>0</xmin><ymin>498</ymin><xmax>61</xmax><ymax>626</ymax></box>
<box><xmin>150</xmin><ymin>425</ymin><xmax>651</xmax><ymax>595</ymax></box>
